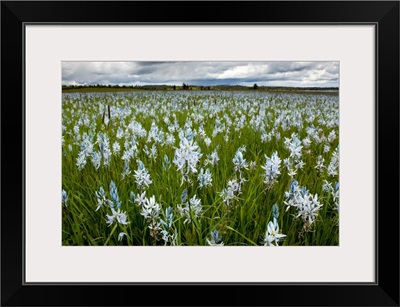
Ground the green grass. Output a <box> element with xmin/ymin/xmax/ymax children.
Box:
<box><xmin>62</xmin><ymin>90</ymin><xmax>339</xmax><ymax>246</ymax></box>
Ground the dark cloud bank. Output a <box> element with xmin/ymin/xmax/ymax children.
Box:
<box><xmin>62</xmin><ymin>61</ymin><xmax>339</xmax><ymax>88</ymax></box>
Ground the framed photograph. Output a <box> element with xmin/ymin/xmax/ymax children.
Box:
<box><xmin>1</xmin><ymin>1</ymin><xmax>399</xmax><ymax>306</ymax></box>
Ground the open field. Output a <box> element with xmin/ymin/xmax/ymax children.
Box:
<box><xmin>62</xmin><ymin>86</ymin><xmax>339</xmax><ymax>95</ymax></box>
<box><xmin>62</xmin><ymin>90</ymin><xmax>339</xmax><ymax>246</ymax></box>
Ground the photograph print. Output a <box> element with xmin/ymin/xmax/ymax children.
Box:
<box><xmin>61</xmin><ymin>61</ymin><xmax>339</xmax><ymax>246</ymax></box>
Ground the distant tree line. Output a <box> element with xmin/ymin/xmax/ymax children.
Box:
<box><xmin>62</xmin><ymin>84</ymin><xmax>339</xmax><ymax>92</ymax></box>
<box><xmin>182</xmin><ymin>83</ymin><xmax>191</xmax><ymax>90</ymax></box>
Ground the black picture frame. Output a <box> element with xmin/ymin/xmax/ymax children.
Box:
<box><xmin>1</xmin><ymin>1</ymin><xmax>399</xmax><ymax>306</ymax></box>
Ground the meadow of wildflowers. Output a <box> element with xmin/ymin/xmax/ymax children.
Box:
<box><xmin>62</xmin><ymin>90</ymin><xmax>339</xmax><ymax>246</ymax></box>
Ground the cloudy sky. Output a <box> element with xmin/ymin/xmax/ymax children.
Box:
<box><xmin>62</xmin><ymin>61</ymin><xmax>339</xmax><ymax>88</ymax></box>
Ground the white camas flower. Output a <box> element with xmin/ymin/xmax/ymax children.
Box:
<box><xmin>322</xmin><ymin>180</ymin><xmax>339</xmax><ymax>211</ymax></box>
<box><xmin>189</xmin><ymin>195</ymin><xmax>201</xmax><ymax>212</ymax></box>
<box><xmin>134</xmin><ymin>160</ymin><xmax>152</xmax><ymax>189</ymax></box>
<box><xmin>303</xmin><ymin>136</ymin><xmax>311</xmax><ymax>147</ymax></box>
<box><xmin>136</xmin><ymin>194</ymin><xmax>163</xmax><ymax>239</ymax></box>
<box><xmin>116</xmin><ymin>127</ymin><xmax>124</xmax><ymax>139</ymax></box>
<box><xmin>177</xmin><ymin>194</ymin><xmax>203</xmax><ymax>224</ymax></box>
<box><xmin>287</xmin><ymin>167</ymin><xmax>297</xmax><ymax>178</ymax></box>
<box><xmin>91</xmin><ymin>151</ymin><xmax>101</xmax><ymax>169</ymax></box>
<box><xmin>263</xmin><ymin>220</ymin><xmax>286</xmax><ymax>246</ymax></box>
<box><xmin>233</xmin><ymin>148</ymin><xmax>248</xmax><ymax>172</ymax></box>
<box><xmin>118</xmin><ymin>232</ymin><xmax>127</xmax><ymax>241</ymax></box>
<box><xmin>140</xmin><ymin>195</ymin><xmax>161</xmax><ymax>220</ymax></box>
<box><xmin>297</xmin><ymin>160</ymin><xmax>305</xmax><ymax>169</ymax></box>
<box><xmin>97</xmin><ymin>133</ymin><xmax>111</xmax><ymax>167</ymax></box>
<box><xmin>166</xmin><ymin>134</ymin><xmax>175</xmax><ymax>145</ymax></box>
<box><xmin>296</xmin><ymin>193</ymin><xmax>322</xmax><ymax>225</ymax></box>
<box><xmin>73</xmin><ymin>124</ymin><xmax>80</xmax><ymax>135</ymax></box>
<box><xmin>95</xmin><ymin>186</ymin><xmax>107</xmax><ymax>211</ymax></box>
<box><xmin>106</xmin><ymin>208</ymin><xmax>129</xmax><ymax>226</ymax></box>
<box><xmin>206</xmin><ymin>149</ymin><xmax>219</xmax><ymax>167</ymax></box>
<box><xmin>197</xmin><ymin>168</ymin><xmax>212</xmax><ymax>188</ymax></box>
<box><xmin>328</xmin><ymin>130</ymin><xmax>336</xmax><ymax>143</ymax></box>
<box><xmin>327</xmin><ymin>146</ymin><xmax>339</xmax><ymax>177</ymax></box>
<box><xmin>150</xmin><ymin>143</ymin><xmax>158</xmax><ymax>159</ymax></box>
<box><xmin>283</xmin><ymin>157</ymin><xmax>297</xmax><ymax>178</ymax></box>
<box><xmin>333</xmin><ymin>182</ymin><xmax>339</xmax><ymax>211</ymax></box>
<box><xmin>162</xmin><ymin>154</ymin><xmax>171</xmax><ymax>170</ymax></box>
<box><xmin>121</xmin><ymin>160</ymin><xmax>131</xmax><ymax>180</ymax></box>
<box><xmin>207</xmin><ymin>229</ymin><xmax>224</xmax><ymax>246</ymax></box>
<box><xmin>108</xmin><ymin>180</ymin><xmax>122</xmax><ymax>209</ymax></box>
<box><xmin>134</xmin><ymin>191</ymin><xmax>147</xmax><ymax>207</ymax></box>
<box><xmin>285</xmin><ymin>134</ymin><xmax>303</xmax><ymax>161</ymax></box>
<box><xmin>160</xmin><ymin>207</ymin><xmax>176</xmax><ymax>245</ymax></box>
<box><xmin>62</xmin><ymin>189</ymin><xmax>68</xmax><ymax>206</ymax></box>
<box><xmin>261</xmin><ymin>151</ymin><xmax>281</xmax><ymax>189</ymax></box>
<box><xmin>220</xmin><ymin>178</ymin><xmax>242</xmax><ymax>206</ymax></box>
<box><xmin>322</xmin><ymin>180</ymin><xmax>333</xmax><ymax>192</ymax></box>
<box><xmin>315</xmin><ymin>155</ymin><xmax>325</xmax><ymax>173</ymax></box>
<box><xmin>173</xmin><ymin>136</ymin><xmax>202</xmax><ymax>184</ymax></box>
<box><xmin>112</xmin><ymin>141</ymin><xmax>121</xmax><ymax>155</ymax></box>
<box><xmin>284</xmin><ymin>179</ymin><xmax>323</xmax><ymax>226</ymax></box>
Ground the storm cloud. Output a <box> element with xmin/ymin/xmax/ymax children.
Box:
<box><xmin>62</xmin><ymin>61</ymin><xmax>339</xmax><ymax>88</ymax></box>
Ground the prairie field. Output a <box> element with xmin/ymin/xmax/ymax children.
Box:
<box><xmin>62</xmin><ymin>90</ymin><xmax>339</xmax><ymax>246</ymax></box>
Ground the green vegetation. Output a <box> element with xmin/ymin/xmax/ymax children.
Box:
<box><xmin>62</xmin><ymin>90</ymin><xmax>339</xmax><ymax>246</ymax></box>
<box><xmin>62</xmin><ymin>84</ymin><xmax>339</xmax><ymax>94</ymax></box>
